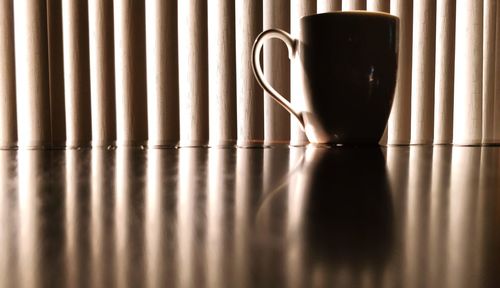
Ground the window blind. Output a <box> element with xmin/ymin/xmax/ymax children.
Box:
<box><xmin>14</xmin><ymin>0</ymin><xmax>52</xmax><ymax>148</ymax></box>
<box><xmin>454</xmin><ymin>0</ymin><xmax>483</xmax><ymax>145</ymax></box>
<box><xmin>495</xmin><ymin>2</ymin><xmax>500</xmax><ymax>142</ymax></box>
<box><xmin>434</xmin><ymin>0</ymin><xmax>455</xmax><ymax>144</ymax></box>
<box><xmin>47</xmin><ymin>0</ymin><xmax>67</xmax><ymax>147</ymax></box>
<box><xmin>387</xmin><ymin>0</ymin><xmax>412</xmax><ymax>145</ymax></box>
<box><xmin>317</xmin><ymin>0</ymin><xmax>341</xmax><ymax>13</ymax></box>
<box><xmin>411</xmin><ymin>0</ymin><xmax>436</xmax><ymax>145</ymax></box>
<box><xmin>114</xmin><ymin>0</ymin><xmax>148</xmax><ymax>146</ymax></box>
<box><xmin>1</xmin><ymin>0</ymin><xmax>500</xmax><ymax>148</ymax></box>
<box><xmin>62</xmin><ymin>0</ymin><xmax>92</xmax><ymax>147</ymax></box>
<box><xmin>146</xmin><ymin>0</ymin><xmax>178</xmax><ymax>147</ymax></box>
<box><xmin>483</xmin><ymin>0</ymin><xmax>497</xmax><ymax>143</ymax></box>
<box><xmin>89</xmin><ymin>0</ymin><xmax>116</xmax><ymax>147</ymax></box>
<box><xmin>208</xmin><ymin>0</ymin><xmax>237</xmax><ymax>147</ymax></box>
<box><xmin>178</xmin><ymin>0</ymin><xmax>208</xmax><ymax>147</ymax></box>
<box><xmin>0</xmin><ymin>0</ymin><xmax>16</xmax><ymax>148</ymax></box>
<box><xmin>342</xmin><ymin>0</ymin><xmax>366</xmax><ymax>11</ymax></box>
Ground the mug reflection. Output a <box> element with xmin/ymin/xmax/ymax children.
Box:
<box><xmin>290</xmin><ymin>146</ymin><xmax>394</xmax><ymax>287</ymax></box>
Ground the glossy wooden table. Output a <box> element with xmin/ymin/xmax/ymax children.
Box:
<box><xmin>0</xmin><ymin>146</ymin><xmax>499</xmax><ymax>288</ymax></box>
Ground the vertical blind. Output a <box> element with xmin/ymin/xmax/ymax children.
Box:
<box><xmin>1</xmin><ymin>0</ymin><xmax>499</xmax><ymax>148</ymax></box>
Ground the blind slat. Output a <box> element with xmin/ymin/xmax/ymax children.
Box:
<box><xmin>411</xmin><ymin>0</ymin><xmax>436</xmax><ymax>144</ymax></box>
<box><xmin>0</xmin><ymin>0</ymin><xmax>17</xmax><ymax>148</ymax></box>
<box><xmin>146</xmin><ymin>0</ymin><xmax>179</xmax><ymax>147</ymax></box>
<box><xmin>388</xmin><ymin>0</ymin><xmax>412</xmax><ymax>145</ymax></box>
<box><xmin>434</xmin><ymin>0</ymin><xmax>455</xmax><ymax>144</ymax></box>
<box><xmin>482</xmin><ymin>0</ymin><xmax>497</xmax><ymax>143</ymax></box>
<box><xmin>208</xmin><ymin>0</ymin><xmax>237</xmax><ymax>146</ymax></box>
<box><xmin>290</xmin><ymin>0</ymin><xmax>316</xmax><ymax>146</ymax></box>
<box><xmin>342</xmin><ymin>0</ymin><xmax>366</xmax><ymax>11</ymax></box>
<box><xmin>178</xmin><ymin>0</ymin><xmax>209</xmax><ymax>147</ymax></box>
<box><xmin>14</xmin><ymin>0</ymin><xmax>52</xmax><ymax>148</ymax></box>
<box><xmin>317</xmin><ymin>0</ymin><xmax>341</xmax><ymax>12</ymax></box>
<box><xmin>62</xmin><ymin>0</ymin><xmax>92</xmax><ymax>147</ymax></box>
<box><xmin>367</xmin><ymin>0</ymin><xmax>389</xmax><ymax>12</ymax></box>
<box><xmin>236</xmin><ymin>0</ymin><xmax>263</xmax><ymax>147</ymax></box>
<box><xmin>263</xmin><ymin>0</ymin><xmax>290</xmax><ymax>145</ymax></box>
<box><xmin>494</xmin><ymin>1</ymin><xmax>500</xmax><ymax>141</ymax></box>
<box><xmin>47</xmin><ymin>0</ymin><xmax>66</xmax><ymax>147</ymax></box>
<box><xmin>453</xmin><ymin>0</ymin><xmax>483</xmax><ymax>145</ymax></box>
<box><xmin>89</xmin><ymin>0</ymin><xmax>116</xmax><ymax>146</ymax></box>
<box><xmin>114</xmin><ymin>0</ymin><xmax>148</xmax><ymax>146</ymax></box>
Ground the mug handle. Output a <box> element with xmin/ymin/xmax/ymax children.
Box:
<box><xmin>251</xmin><ymin>29</ymin><xmax>305</xmax><ymax>130</ymax></box>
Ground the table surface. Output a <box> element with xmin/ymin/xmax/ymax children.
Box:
<box><xmin>0</xmin><ymin>146</ymin><xmax>499</xmax><ymax>288</ymax></box>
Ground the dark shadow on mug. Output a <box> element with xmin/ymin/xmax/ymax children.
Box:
<box><xmin>301</xmin><ymin>147</ymin><xmax>394</xmax><ymax>271</ymax></box>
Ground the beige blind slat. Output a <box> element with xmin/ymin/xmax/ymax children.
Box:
<box><xmin>264</xmin><ymin>0</ymin><xmax>290</xmax><ymax>145</ymax></box>
<box><xmin>236</xmin><ymin>0</ymin><xmax>264</xmax><ymax>147</ymax></box>
<box><xmin>290</xmin><ymin>0</ymin><xmax>316</xmax><ymax>146</ymax></box>
<box><xmin>89</xmin><ymin>0</ymin><xmax>116</xmax><ymax>147</ymax></box>
<box><xmin>114</xmin><ymin>0</ymin><xmax>148</xmax><ymax>146</ymax></box>
<box><xmin>434</xmin><ymin>0</ymin><xmax>455</xmax><ymax>144</ymax></box>
<box><xmin>14</xmin><ymin>0</ymin><xmax>52</xmax><ymax>148</ymax></box>
<box><xmin>317</xmin><ymin>0</ymin><xmax>341</xmax><ymax>12</ymax></box>
<box><xmin>0</xmin><ymin>0</ymin><xmax>17</xmax><ymax>148</ymax></box>
<box><xmin>178</xmin><ymin>0</ymin><xmax>209</xmax><ymax>147</ymax></box>
<box><xmin>342</xmin><ymin>0</ymin><xmax>366</xmax><ymax>11</ymax></box>
<box><xmin>453</xmin><ymin>0</ymin><xmax>483</xmax><ymax>145</ymax></box>
<box><xmin>388</xmin><ymin>0</ymin><xmax>412</xmax><ymax>145</ymax></box>
<box><xmin>482</xmin><ymin>0</ymin><xmax>497</xmax><ymax>144</ymax></box>
<box><xmin>367</xmin><ymin>0</ymin><xmax>389</xmax><ymax>12</ymax></box>
<box><xmin>208</xmin><ymin>0</ymin><xmax>237</xmax><ymax>146</ymax></box>
<box><xmin>495</xmin><ymin>1</ymin><xmax>500</xmax><ymax>142</ymax></box>
<box><xmin>146</xmin><ymin>0</ymin><xmax>179</xmax><ymax>147</ymax></box>
<box><xmin>62</xmin><ymin>0</ymin><xmax>92</xmax><ymax>147</ymax></box>
<box><xmin>47</xmin><ymin>0</ymin><xmax>66</xmax><ymax>147</ymax></box>
<box><xmin>411</xmin><ymin>0</ymin><xmax>436</xmax><ymax>144</ymax></box>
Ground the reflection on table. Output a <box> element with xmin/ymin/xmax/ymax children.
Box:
<box><xmin>0</xmin><ymin>146</ymin><xmax>499</xmax><ymax>288</ymax></box>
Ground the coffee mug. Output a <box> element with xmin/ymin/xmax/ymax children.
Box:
<box><xmin>252</xmin><ymin>12</ymin><xmax>399</xmax><ymax>145</ymax></box>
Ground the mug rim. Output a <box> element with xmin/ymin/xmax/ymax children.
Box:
<box><xmin>300</xmin><ymin>11</ymin><xmax>399</xmax><ymax>22</ymax></box>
